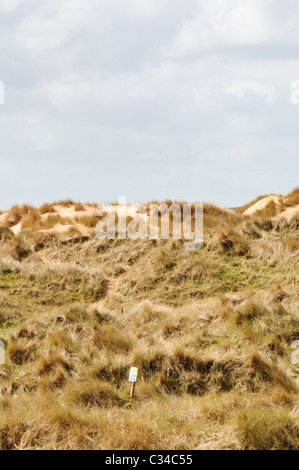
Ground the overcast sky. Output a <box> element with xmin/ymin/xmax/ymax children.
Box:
<box><xmin>0</xmin><ymin>0</ymin><xmax>298</xmax><ymax>209</ymax></box>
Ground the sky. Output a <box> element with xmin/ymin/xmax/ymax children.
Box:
<box><xmin>0</xmin><ymin>0</ymin><xmax>298</xmax><ymax>209</ymax></box>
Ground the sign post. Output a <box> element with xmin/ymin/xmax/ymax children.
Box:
<box><xmin>0</xmin><ymin>341</ymin><xmax>5</xmax><ymax>366</ymax></box>
<box><xmin>129</xmin><ymin>367</ymin><xmax>138</xmax><ymax>398</ymax></box>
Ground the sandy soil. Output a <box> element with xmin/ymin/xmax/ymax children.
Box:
<box><xmin>0</xmin><ymin>213</ymin><xmax>8</xmax><ymax>224</ymax></box>
<box><xmin>38</xmin><ymin>222</ymin><xmax>92</xmax><ymax>236</ymax></box>
<box><xmin>49</xmin><ymin>205</ymin><xmax>96</xmax><ymax>219</ymax></box>
<box><xmin>276</xmin><ymin>205</ymin><xmax>299</xmax><ymax>220</ymax></box>
<box><xmin>11</xmin><ymin>222</ymin><xmax>22</xmax><ymax>236</ymax></box>
<box><xmin>243</xmin><ymin>195</ymin><xmax>299</xmax><ymax>220</ymax></box>
<box><xmin>244</xmin><ymin>195</ymin><xmax>281</xmax><ymax>215</ymax></box>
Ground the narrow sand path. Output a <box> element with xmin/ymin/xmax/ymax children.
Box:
<box><xmin>88</xmin><ymin>271</ymin><xmax>127</xmax><ymax>313</ymax></box>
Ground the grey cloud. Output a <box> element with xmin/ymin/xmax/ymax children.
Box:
<box><xmin>0</xmin><ymin>0</ymin><xmax>298</xmax><ymax>209</ymax></box>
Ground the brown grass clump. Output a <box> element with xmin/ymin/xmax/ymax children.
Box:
<box><xmin>35</xmin><ymin>353</ymin><xmax>71</xmax><ymax>376</ymax></box>
<box><xmin>8</xmin><ymin>234</ymin><xmax>33</xmax><ymax>260</ymax></box>
<box><xmin>233</xmin><ymin>301</ymin><xmax>265</xmax><ymax>325</ymax></box>
<box><xmin>74</xmin><ymin>215</ymin><xmax>98</xmax><ymax>228</ymax></box>
<box><xmin>65</xmin><ymin>225</ymin><xmax>83</xmax><ymax>238</ymax></box>
<box><xmin>237</xmin><ymin>408</ymin><xmax>299</xmax><ymax>450</ymax></box>
<box><xmin>256</xmin><ymin>200</ymin><xmax>278</xmax><ymax>218</ymax></box>
<box><xmin>66</xmin><ymin>380</ymin><xmax>125</xmax><ymax>408</ymax></box>
<box><xmin>247</xmin><ymin>348</ymin><xmax>296</xmax><ymax>393</ymax></box>
<box><xmin>283</xmin><ymin>187</ymin><xmax>299</xmax><ymax>208</ymax></box>
<box><xmin>7</xmin><ymin>340</ymin><xmax>36</xmax><ymax>365</ymax></box>
<box><xmin>74</xmin><ymin>203</ymin><xmax>85</xmax><ymax>212</ymax></box>
<box><xmin>21</xmin><ymin>211</ymin><xmax>41</xmax><ymax>230</ymax></box>
<box><xmin>208</xmin><ymin>229</ymin><xmax>249</xmax><ymax>255</ymax></box>
<box><xmin>5</xmin><ymin>206</ymin><xmax>23</xmax><ymax>227</ymax></box>
<box><xmin>39</xmin><ymin>214</ymin><xmax>65</xmax><ymax>230</ymax></box>
<box><xmin>5</xmin><ymin>205</ymin><xmax>36</xmax><ymax>227</ymax></box>
<box><xmin>53</xmin><ymin>200</ymin><xmax>75</xmax><ymax>207</ymax></box>
<box><xmin>0</xmin><ymin>226</ymin><xmax>13</xmax><ymax>242</ymax></box>
<box><xmin>92</xmin><ymin>325</ymin><xmax>132</xmax><ymax>353</ymax></box>
<box><xmin>39</xmin><ymin>203</ymin><xmax>57</xmax><ymax>215</ymax></box>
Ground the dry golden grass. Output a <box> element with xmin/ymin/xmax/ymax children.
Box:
<box><xmin>237</xmin><ymin>188</ymin><xmax>299</xmax><ymax>217</ymax></box>
<box><xmin>0</xmin><ymin>226</ymin><xmax>13</xmax><ymax>242</ymax></box>
<box><xmin>39</xmin><ymin>203</ymin><xmax>57</xmax><ymax>215</ymax></box>
<box><xmin>281</xmin><ymin>188</ymin><xmax>299</xmax><ymax>210</ymax></box>
<box><xmin>5</xmin><ymin>205</ymin><xmax>35</xmax><ymax>227</ymax></box>
<box><xmin>0</xmin><ymin>197</ymin><xmax>298</xmax><ymax>450</ymax></box>
<box><xmin>256</xmin><ymin>200</ymin><xmax>278</xmax><ymax>217</ymax></box>
<box><xmin>73</xmin><ymin>214</ymin><xmax>99</xmax><ymax>228</ymax></box>
<box><xmin>236</xmin><ymin>195</ymin><xmax>270</xmax><ymax>214</ymax></box>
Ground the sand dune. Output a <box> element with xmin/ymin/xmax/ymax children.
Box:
<box><xmin>244</xmin><ymin>195</ymin><xmax>281</xmax><ymax>215</ymax></box>
<box><xmin>0</xmin><ymin>196</ymin><xmax>298</xmax><ymax>451</ymax></box>
<box><xmin>1</xmin><ymin>194</ymin><xmax>298</xmax><ymax>237</ymax></box>
<box><xmin>243</xmin><ymin>193</ymin><xmax>299</xmax><ymax>219</ymax></box>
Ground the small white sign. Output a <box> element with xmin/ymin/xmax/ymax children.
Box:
<box><xmin>0</xmin><ymin>341</ymin><xmax>5</xmax><ymax>365</ymax></box>
<box><xmin>129</xmin><ymin>367</ymin><xmax>138</xmax><ymax>382</ymax></box>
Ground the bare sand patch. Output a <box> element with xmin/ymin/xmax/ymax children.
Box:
<box><xmin>244</xmin><ymin>195</ymin><xmax>281</xmax><ymax>216</ymax></box>
<box><xmin>277</xmin><ymin>204</ymin><xmax>299</xmax><ymax>220</ymax></box>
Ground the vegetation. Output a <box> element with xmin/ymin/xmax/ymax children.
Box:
<box><xmin>0</xmin><ymin>198</ymin><xmax>298</xmax><ymax>450</ymax></box>
<box><xmin>237</xmin><ymin>188</ymin><xmax>299</xmax><ymax>217</ymax></box>
<box><xmin>281</xmin><ymin>188</ymin><xmax>299</xmax><ymax>210</ymax></box>
<box><xmin>236</xmin><ymin>195</ymin><xmax>270</xmax><ymax>214</ymax></box>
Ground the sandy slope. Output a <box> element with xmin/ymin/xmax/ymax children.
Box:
<box><xmin>243</xmin><ymin>195</ymin><xmax>281</xmax><ymax>215</ymax></box>
<box><xmin>11</xmin><ymin>222</ymin><xmax>22</xmax><ymax>236</ymax></box>
<box><xmin>243</xmin><ymin>194</ymin><xmax>299</xmax><ymax>219</ymax></box>
<box><xmin>49</xmin><ymin>205</ymin><xmax>95</xmax><ymax>218</ymax></box>
<box><xmin>277</xmin><ymin>204</ymin><xmax>299</xmax><ymax>220</ymax></box>
<box><xmin>38</xmin><ymin>223</ymin><xmax>92</xmax><ymax>236</ymax></box>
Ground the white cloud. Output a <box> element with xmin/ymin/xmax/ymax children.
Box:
<box><xmin>0</xmin><ymin>0</ymin><xmax>299</xmax><ymax>208</ymax></box>
<box><xmin>0</xmin><ymin>0</ymin><xmax>20</xmax><ymax>13</ymax></box>
<box><xmin>163</xmin><ymin>0</ymin><xmax>269</xmax><ymax>58</ymax></box>
<box><xmin>15</xmin><ymin>0</ymin><xmax>173</xmax><ymax>51</ymax></box>
<box><xmin>223</xmin><ymin>81</ymin><xmax>277</xmax><ymax>103</ymax></box>
<box><xmin>16</xmin><ymin>1</ymin><xmax>94</xmax><ymax>50</ymax></box>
